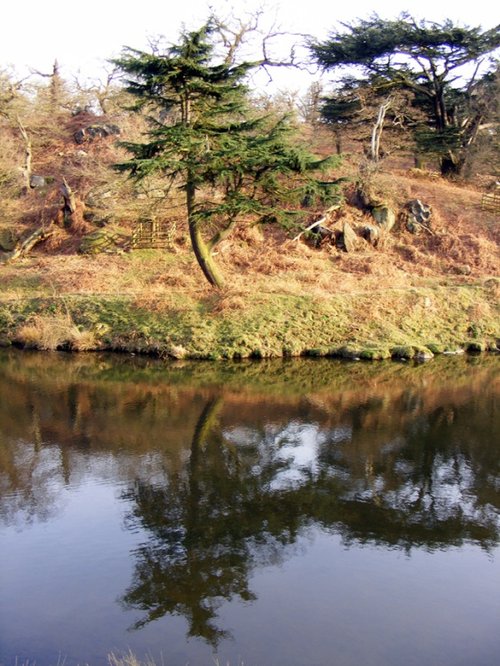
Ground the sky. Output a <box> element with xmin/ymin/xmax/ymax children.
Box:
<box><xmin>1</xmin><ymin>0</ymin><xmax>498</xmax><ymax>94</ymax></box>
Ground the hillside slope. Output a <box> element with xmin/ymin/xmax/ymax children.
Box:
<box><xmin>0</xmin><ymin>113</ymin><xmax>498</xmax><ymax>358</ymax></box>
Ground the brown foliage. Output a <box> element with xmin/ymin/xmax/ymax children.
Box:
<box><xmin>0</xmin><ymin>83</ymin><xmax>498</xmax><ymax>299</ymax></box>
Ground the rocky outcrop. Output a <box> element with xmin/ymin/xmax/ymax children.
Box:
<box><xmin>29</xmin><ymin>175</ymin><xmax>47</xmax><ymax>189</ymax></box>
<box><xmin>74</xmin><ymin>124</ymin><xmax>120</xmax><ymax>145</ymax></box>
<box><xmin>302</xmin><ymin>190</ymin><xmax>434</xmax><ymax>254</ymax></box>
<box><xmin>403</xmin><ymin>199</ymin><xmax>432</xmax><ymax>234</ymax></box>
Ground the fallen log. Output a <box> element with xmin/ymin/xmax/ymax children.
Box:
<box><xmin>288</xmin><ymin>204</ymin><xmax>341</xmax><ymax>244</ymax></box>
<box><xmin>0</xmin><ymin>222</ymin><xmax>55</xmax><ymax>265</ymax></box>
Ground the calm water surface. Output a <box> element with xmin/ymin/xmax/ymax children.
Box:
<box><xmin>0</xmin><ymin>350</ymin><xmax>499</xmax><ymax>666</ymax></box>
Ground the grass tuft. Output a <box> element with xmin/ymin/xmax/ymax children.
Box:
<box><xmin>14</xmin><ymin>313</ymin><xmax>98</xmax><ymax>351</ymax></box>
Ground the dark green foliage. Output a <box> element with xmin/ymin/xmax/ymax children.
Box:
<box><xmin>311</xmin><ymin>14</ymin><xmax>500</xmax><ymax>175</ymax></box>
<box><xmin>114</xmin><ymin>22</ymin><xmax>340</xmax><ymax>287</ymax></box>
<box><xmin>311</xmin><ymin>15</ymin><xmax>499</xmax><ymax>73</ymax></box>
<box><xmin>320</xmin><ymin>91</ymin><xmax>363</xmax><ymax>133</ymax></box>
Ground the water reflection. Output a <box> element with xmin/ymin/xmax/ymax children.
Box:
<box><xmin>0</xmin><ymin>350</ymin><xmax>499</xmax><ymax>651</ymax></box>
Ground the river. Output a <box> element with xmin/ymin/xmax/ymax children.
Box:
<box><xmin>0</xmin><ymin>350</ymin><xmax>499</xmax><ymax>666</ymax></box>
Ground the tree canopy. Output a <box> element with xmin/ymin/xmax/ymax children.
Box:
<box><xmin>310</xmin><ymin>14</ymin><xmax>500</xmax><ymax>175</ymax></box>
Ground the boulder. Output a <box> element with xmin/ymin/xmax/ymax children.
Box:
<box><xmin>0</xmin><ymin>228</ymin><xmax>17</xmax><ymax>252</ymax></box>
<box><xmin>308</xmin><ymin>224</ymin><xmax>336</xmax><ymax>247</ymax></box>
<box><xmin>404</xmin><ymin>199</ymin><xmax>432</xmax><ymax>234</ymax></box>
<box><xmin>29</xmin><ymin>175</ymin><xmax>47</xmax><ymax>189</ymax></box>
<box><xmin>361</xmin><ymin>224</ymin><xmax>380</xmax><ymax>247</ymax></box>
<box><xmin>341</xmin><ymin>221</ymin><xmax>359</xmax><ymax>252</ymax></box>
<box><xmin>372</xmin><ymin>205</ymin><xmax>396</xmax><ymax>231</ymax></box>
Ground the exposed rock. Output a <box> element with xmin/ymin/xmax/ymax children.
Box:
<box><xmin>74</xmin><ymin>124</ymin><xmax>121</xmax><ymax>144</ymax></box>
<box><xmin>372</xmin><ymin>205</ymin><xmax>396</xmax><ymax>231</ymax></box>
<box><xmin>341</xmin><ymin>221</ymin><xmax>359</xmax><ymax>252</ymax></box>
<box><xmin>361</xmin><ymin>224</ymin><xmax>381</xmax><ymax>247</ymax></box>
<box><xmin>83</xmin><ymin>187</ymin><xmax>117</xmax><ymax>226</ymax></box>
<box><xmin>29</xmin><ymin>175</ymin><xmax>47</xmax><ymax>189</ymax></box>
<box><xmin>404</xmin><ymin>199</ymin><xmax>432</xmax><ymax>234</ymax></box>
<box><xmin>414</xmin><ymin>349</ymin><xmax>434</xmax><ymax>361</ymax></box>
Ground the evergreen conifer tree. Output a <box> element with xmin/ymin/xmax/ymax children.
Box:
<box><xmin>115</xmin><ymin>22</ymin><xmax>339</xmax><ymax>288</ymax></box>
<box><xmin>311</xmin><ymin>15</ymin><xmax>499</xmax><ymax>177</ymax></box>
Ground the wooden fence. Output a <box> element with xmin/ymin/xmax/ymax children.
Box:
<box><xmin>480</xmin><ymin>188</ymin><xmax>500</xmax><ymax>214</ymax></box>
<box><xmin>131</xmin><ymin>219</ymin><xmax>176</xmax><ymax>249</ymax></box>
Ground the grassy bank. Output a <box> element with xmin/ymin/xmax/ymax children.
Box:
<box><xmin>1</xmin><ymin>279</ymin><xmax>498</xmax><ymax>359</ymax></box>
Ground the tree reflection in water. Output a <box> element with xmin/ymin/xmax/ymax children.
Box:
<box><xmin>0</xmin><ymin>350</ymin><xmax>498</xmax><ymax>646</ymax></box>
<box><xmin>120</xmin><ymin>387</ymin><xmax>499</xmax><ymax>645</ymax></box>
<box><xmin>120</xmin><ymin>397</ymin><xmax>300</xmax><ymax>645</ymax></box>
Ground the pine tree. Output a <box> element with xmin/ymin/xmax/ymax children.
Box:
<box><xmin>311</xmin><ymin>15</ymin><xmax>500</xmax><ymax>177</ymax></box>
<box><xmin>115</xmin><ymin>22</ymin><xmax>339</xmax><ymax>288</ymax></box>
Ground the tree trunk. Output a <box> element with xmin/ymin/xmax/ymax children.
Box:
<box><xmin>61</xmin><ymin>178</ymin><xmax>76</xmax><ymax>228</ymax></box>
<box><xmin>334</xmin><ymin>128</ymin><xmax>342</xmax><ymax>155</ymax></box>
<box><xmin>440</xmin><ymin>151</ymin><xmax>463</xmax><ymax>178</ymax></box>
<box><xmin>186</xmin><ymin>175</ymin><xmax>224</xmax><ymax>289</ymax></box>
<box><xmin>371</xmin><ymin>97</ymin><xmax>391</xmax><ymax>162</ymax></box>
<box><xmin>17</xmin><ymin>117</ymin><xmax>32</xmax><ymax>195</ymax></box>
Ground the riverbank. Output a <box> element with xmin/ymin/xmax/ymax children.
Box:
<box><xmin>1</xmin><ymin>278</ymin><xmax>498</xmax><ymax>359</ymax></box>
